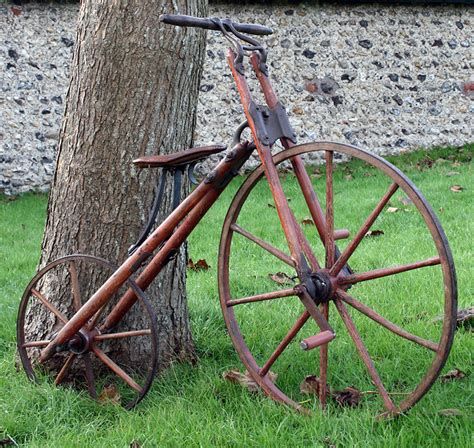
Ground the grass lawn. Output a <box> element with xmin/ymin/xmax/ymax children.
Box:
<box><xmin>0</xmin><ymin>144</ymin><xmax>472</xmax><ymax>447</ymax></box>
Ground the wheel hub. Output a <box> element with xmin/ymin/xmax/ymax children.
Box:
<box><xmin>307</xmin><ymin>271</ymin><xmax>333</xmax><ymax>304</ymax></box>
<box><xmin>67</xmin><ymin>328</ymin><xmax>96</xmax><ymax>354</ymax></box>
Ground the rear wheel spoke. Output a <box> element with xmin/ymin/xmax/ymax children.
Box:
<box><xmin>260</xmin><ymin>311</ymin><xmax>310</xmax><ymax>377</ymax></box>
<box><xmin>227</xmin><ymin>288</ymin><xmax>296</xmax><ymax>307</ymax></box>
<box><xmin>31</xmin><ymin>288</ymin><xmax>68</xmax><ymax>324</ymax></box>
<box><xmin>339</xmin><ymin>256</ymin><xmax>441</xmax><ymax>286</ymax></box>
<box><xmin>54</xmin><ymin>353</ymin><xmax>76</xmax><ymax>385</ymax></box>
<box><xmin>88</xmin><ymin>304</ymin><xmax>107</xmax><ymax>330</ymax></box>
<box><xmin>68</xmin><ymin>261</ymin><xmax>82</xmax><ymax>312</ymax></box>
<box><xmin>92</xmin><ymin>345</ymin><xmax>141</xmax><ymax>392</ymax></box>
<box><xmin>331</xmin><ymin>182</ymin><xmax>399</xmax><ymax>276</ymax></box>
<box><xmin>334</xmin><ymin>299</ymin><xmax>396</xmax><ymax>412</ymax></box>
<box><xmin>337</xmin><ymin>290</ymin><xmax>439</xmax><ymax>352</ymax></box>
<box><xmin>22</xmin><ymin>340</ymin><xmax>50</xmax><ymax>348</ymax></box>
<box><xmin>83</xmin><ymin>353</ymin><xmax>97</xmax><ymax>399</ymax></box>
<box><xmin>94</xmin><ymin>329</ymin><xmax>152</xmax><ymax>341</ymax></box>
<box><xmin>231</xmin><ymin>224</ymin><xmax>294</xmax><ymax>267</ymax></box>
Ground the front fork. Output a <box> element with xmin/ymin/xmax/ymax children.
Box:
<box><xmin>228</xmin><ymin>49</ymin><xmax>337</xmax><ymax>346</ymax></box>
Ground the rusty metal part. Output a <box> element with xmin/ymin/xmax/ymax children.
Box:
<box><xmin>17</xmin><ymin>254</ymin><xmax>158</xmax><ymax>409</ymax></box>
<box><xmin>248</xmin><ymin>101</ymin><xmax>297</xmax><ymax>147</ymax></box>
<box><xmin>231</xmin><ymin>121</ymin><xmax>250</xmax><ymax>146</ymax></box>
<box><xmin>159</xmin><ymin>14</ymin><xmax>273</xmax><ymax>36</ymax></box>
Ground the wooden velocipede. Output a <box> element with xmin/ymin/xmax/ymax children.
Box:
<box><xmin>17</xmin><ymin>14</ymin><xmax>457</xmax><ymax>416</ymax></box>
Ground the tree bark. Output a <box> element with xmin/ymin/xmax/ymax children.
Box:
<box><xmin>27</xmin><ymin>0</ymin><xmax>208</xmax><ymax>372</ymax></box>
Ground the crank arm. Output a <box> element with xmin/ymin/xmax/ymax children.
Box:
<box><xmin>295</xmin><ymin>284</ymin><xmax>335</xmax><ymax>350</ymax></box>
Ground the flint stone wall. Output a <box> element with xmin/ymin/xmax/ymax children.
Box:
<box><xmin>1</xmin><ymin>2</ymin><xmax>473</xmax><ymax>194</ymax></box>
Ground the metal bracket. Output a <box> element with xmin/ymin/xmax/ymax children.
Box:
<box><xmin>248</xmin><ymin>101</ymin><xmax>297</xmax><ymax>147</ymax></box>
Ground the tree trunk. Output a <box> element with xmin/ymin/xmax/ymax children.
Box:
<box><xmin>27</xmin><ymin>0</ymin><xmax>208</xmax><ymax>373</ymax></box>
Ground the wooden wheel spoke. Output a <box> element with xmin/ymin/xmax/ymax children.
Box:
<box><xmin>260</xmin><ymin>310</ymin><xmax>310</xmax><ymax>377</ymax></box>
<box><xmin>92</xmin><ymin>345</ymin><xmax>142</xmax><ymax>392</ymax></box>
<box><xmin>83</xmin><ymin>353</ymin><xmax>97</xmax><ymax>399</ymax></box>
<box><xmin>88</xmin><ymin>304</ymin><xmax>109</xmax><ymax>330</ymax></box>
<box><xmin>330</xmin><ymin>182</ymin><xmax>399</xmax><ymax>276</ymax></box>
<box><xmin>325</xmin><ymin>150</ymin><xmax>335</xmax><ymax>269</ymax></box>
<box><xmin>291</xmin><ymin>156</ymin><xmax>327</xmax><ymax>244</ymax></box>
<box><xmin>94</xmin><ymin>329</ymin><xmax>152</xmax><ymax>341</ymax></box>
<box><xmin>337</xmin><ymin>290</ymin><xmax>439</xmax><ymax>352</ymax></box>
<box><xmin>319</xmin><ymin>302</ymin><xmax>329</xmax><ymax>407</ymax></box>
<box><xmin>68</xmin><ymin>261</ymin><xmax>82</xmax><ymax>312</ymax></box>
<box><xmin>230</xmin><ymin>223</ymin><xmax>294</xmax><ymax>267</ymax></box>
<box><xmin>334</xmin><ymin>299</ymin><xmax>396</xmax><ymax>411</ymax></box>
<box><xmin>297</xmin><ymin>287</ymin><xmax>333</xmax><ymax>333</ymax></box>
<box><xmin>339</xmin><ymin>256</ymin><xmax>441</xmax><ymax>286</ymax></box>
<box><xmin>227</xmin><ymin>288</ymin><xmax>296</xmax><ymax>307</ymax></box>
<box><xmin>31</xmin><ymin>288</ymin><xmax>68</xmax><ymax>324</ymax></box>
<box><xmin>54</xmin><ymin>353</ymin><xmax>76</xmax><ymax>385</ymax></box>
<box><xmin>288</xmin><ymin>208</ymin><xmax>320</xmax><ymax>271</ymax></box>
<box><xmin>22</xmin><ymin>340</ymin><xmax>51</xmax><ymax>348</ymax></box>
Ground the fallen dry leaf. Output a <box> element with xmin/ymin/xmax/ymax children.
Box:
<box><xmin>268</xmin><ymin>272</ymin><xmax>294</xmax><ymax>285</ymax></box>
<box><xmin>446</xmin><ymin>171</ymin><xmax>460</xmax><ymax>177</ymax></box>
<box><xmin>415</xmin><ymin>157</ymin><xmax>435</xmax><ymax>170</ymax></box>
<box><xmin>363</xmin><ymin>171</ymin><xmax>373</xmax><ymax>177</ymax></box>
<box><xmin>365</xmin><ymin>229</ymin><xmax>384</xmax><ymax>237</ymax></box>
<box><xmin>300</xmin><ymin>375</ymin><xmax>330</xmax><ymax>399</ymax></box>
<box><xmin>386</xmin><ymin>207</ymin><xmax>399</xmax><ymax>213</ymax></box>
<box><xmin>440</xmin><ymin>368</ymin><xmax>466</xmax><ymax>383</ymax></box>
<box><xmin>344</xmin><ymin>174</ymin><xmax>353</xmax><ymax>181</ymax></box>
<box><xmin>450</xmin><ymin>185</ymin><xmax>464</xmax><ymax>193</ymax></box>
<box><xmin>187</xmin><ymin>258</ymin><xmax>210</xmax><ymax>271</ymax></box>
<box><xmin>313</xmin><ymin>168</ymin><xmax>322</xmax><ymax>175</ymax></box>
<box><xmin>321</xmin><ymin>437</ymin><xmax>337</xmax><ymax>448</ymax></box>
<box><xmin>223</xmin><ymin>369</ymin><xmax>277</xmax><ymax>393</ymax></box>
<box><xmin>332</xmin><ymin>386</ymin><xmax>362</xmax><ymax>407</ymax></box>
<box><xmin>10</xmin><ymin>6</ymin><xmax>22</xmax><ymax>17</ymax></box>
<box><xmin>398</xmin><ymin>196</ymin><xmax>413</xmax><ymax>206</ymax></box>
<box><xmin>433</xmin><ymin>307</ymin><xmax>473</xmax><ymax>330</ymax></box>
<box><xmin>438</xmin><ymin>408</ymin><xmax>462</xmax><ymax>417</ymax></box>
<box><xmin>301</xmin><ymin>218</ymin><xmax>315</xmax><ymax>226</ymax></box>
<box><xmin>98</xmin><ymin>384</ymin><xmax>121</xmax><ymax>405</ymax></box>
<box><xmin>456</xmin><ymin>307</ymin><xmax>474</xmax><ymax>330</ymax></box>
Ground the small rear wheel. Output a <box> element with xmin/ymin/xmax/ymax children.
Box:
<box><xmin>218</xmin><ymin>142</ymin><xmax>456</xmax><ymax>416</ymax></box>
<box><xmin>17</xmin><ymin>254</ymin><xmax>158</xmax><ymax>409</ymax></box>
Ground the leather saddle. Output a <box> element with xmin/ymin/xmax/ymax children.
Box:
<box><xmin>133</xmin><ymin>144</ymin><xmax>227</xmax><ymax>168</ymax></box>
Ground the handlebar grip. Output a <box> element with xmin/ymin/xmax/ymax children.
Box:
<box><xmin>160</xmin><ymin>14</ymin><xmax>273</xmax><ymax>36</ymax></box>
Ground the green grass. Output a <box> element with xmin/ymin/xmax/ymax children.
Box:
<box><xmin>0</xmin><ymin>145</ymin><xmax>473</xmax><ymax>447</ymax></box>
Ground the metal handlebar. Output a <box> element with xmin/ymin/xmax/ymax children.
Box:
<box><xmin>159</xmin><ymin>14</ymin><xmax>273</xmax><ymax>36</ymax></box>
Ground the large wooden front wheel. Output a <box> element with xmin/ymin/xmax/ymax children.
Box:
<box><xmin>218</xmin><ymin>142</ymin><xmax>457</xmax><ymax>416</ymax></box>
